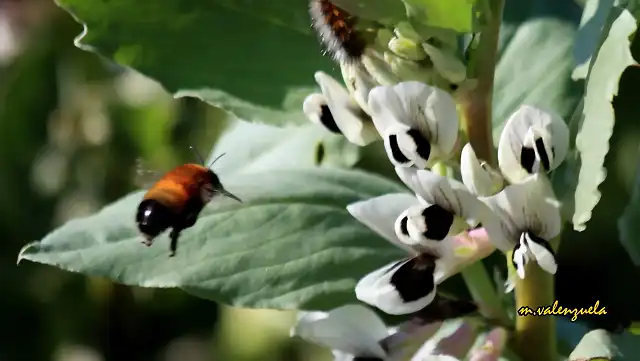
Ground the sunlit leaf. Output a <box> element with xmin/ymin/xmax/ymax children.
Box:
<box><xmin>402</xmin><ymin>0</ymin><xmax>477</xmax><ymax>32</ymax></box>
<box><xmin>55</xmin><ymin>0</ymin><xmax>337</xmax><ymax>126</ymax></box>
<box><xmin>491</xmin><ymin>0</ymin><xmax>583</xmax><ymax>140</ymax></box>
<box><xmin>206</xmin><ymin>118</ymin><xmax>361</xmax><ymax>174</ymax></box>
<box><xmin>572</xmin><ymin>0</ymin><xmax>615</xmax><ymax>81</ymax></box>
<box><xmin>18</xmin><ymin>117</ymin><xmax>403</xmax><ymax>310</ymax></box>
<box><xmin>331</xmin><ymin>0</ymin><xmax>407</xmax><ymax>25</ymax></box>
<box><xmin>572</xmin><ymin>8</ymin><xmax>637</xmax><ymax>231</ymax></box>
<box><xmin>18</xmin><ymin>167</ymin><xmax>406</xmax><ymax>310</ymax></box>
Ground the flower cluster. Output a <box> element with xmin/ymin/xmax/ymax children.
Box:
<box><xmin>295</xmin><ymin>3</ymin><xmax>571</xmax><ymax>359</ymax></box>
<box><xmin>306</xmin><ymin>76</ymin><xmax>569</xmax><ymax>314</ymax></box>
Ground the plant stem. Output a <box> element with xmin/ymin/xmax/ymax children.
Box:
<box><xmin>460</xmin><ymin>0</ymin><xmax>504</xmax><ymax>166</ymax></box>
<box><xmin>459</xmin><ymin>260</ymin><xmax>509</xmax><ymax>325</ymax></box>
<box><xmin>513</xmin><ymin>262</ymin><xmax>557</xmax><ymax>361</ymax></box>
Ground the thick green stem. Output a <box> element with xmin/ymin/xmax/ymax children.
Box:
<box><xmin>513</xmin><ymin>261</ymin><xmax>556</xmax><ymax>361</ymax></box>
<box><xmin>460</xmin><ymin>0</ymin><xmax>504</xmax><ymax>166</ymax></box>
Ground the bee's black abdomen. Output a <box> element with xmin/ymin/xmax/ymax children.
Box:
<box><xmin>136</xmin><ymin>199</ymin><xmax>172</xmax><ymax>239</ymax></box>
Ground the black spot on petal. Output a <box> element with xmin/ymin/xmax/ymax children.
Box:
<box><xmin>406</xmin><ymin>128</ymin><xmax>431</xmax><ymax>162</ymax></box>
<box><xmin>534</xmin><ymin>138</ymin><xmax>551</xmax><ymax>171</ymax></box>
<box><xmin>421</xmin><ymin>204</ymin><xmax>454</xmax><ymax>240</ymax></box>
<box><xmin>319</xmin><ymin>104</ymin><xmax>342</xmax><ymax>134</ymax></box>
<box><xmin>390</xmin><ymin>255</ymin><xmax>437</xmax><ymax>303</ymax></box>
<box><xmin>353</xmin><ymin>357</ymin><xmax>384</xmax><ymax>361</ymax></box>
<box><xmin>388</xmin><ymin>134</ymin><xmax>411</xmax><ymax>164</ymax></box>
<box><xmin>525</xmin><ymin>231</ymin><xmax>555</xmax><ymax>256</ymax></box>
<box><xmin>520</xmin><ymin>146</ymin><xmax>536</xmax><ymax>173</ymax></box>
<box><xmin>511</xmin><ymin>243</ymin><xmax>523</xmax><ymax>270</ymax></box>
<box><xmin>399</xmin><ymin>216</ymin><xmax>410</xmax><ymax>236</ymax></box>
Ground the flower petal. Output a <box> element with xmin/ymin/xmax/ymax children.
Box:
<box><xmin>497</xmin><ymin>105</ymin><xmax>570</xmax><ymax>184</ymax></box>
<box><xmin>460</xmin><ymin>143</ymin><xmax>503</xmax><ymax>197</ymax></box>
<box><xmin>291</xmin><ymin>304</ymin><xmax>388</xmax><ymax>358</ymax></box>
<box><xmin>433</xmin><ymin>229</ymin><xmax>497</xmax><ymax>284</ymax></box>
<box><xmin>383</xmin><ymin>122</ymin><xmax>431</xmax><ymax>168</ymax></box>
<box><xmin>512</xmin><ymin>239</ymin><xmax>529</xmax><ymax>279</ymax></box>
<box><xmin>314</xmin><ymin>71</ymin><xmax>379</xmax><ymax>146</ymax></box>
<box><xmin>395</xmin><ymin>167</ymin><xmax>488</xmax><ymax>228</ymax></box>
<box><xmin>341</xmin><ymin>63</ymin><xmax>378</xmax><ymax>114</ymax></box>
<box><xmin>395</xmin><ymin>208</ymin><xmax>420</xmax><ymax>249</ymax></box>
<box><xmin>405</xmin><ymin>203</ymin><xmax>455</xmax><ymax>246</ymax></box>
<box><xmin>347</xmin><ymin>193</ymin><xmax>420</xmax><ymax>253</ymax></box>
<box><xmin>356</xmin><ymin>257</ymin><xmax>437</xmax><ymax>315</ymax></box>
<box><xmin>303</xmin><ymin>93</ymin><xmax>343</xmax><ymax>134</ymax></box>
<box><xmin>468</xmin><ymin>327</ymin><xmax>508</xmax><ymax>361</ymax></box>
<box><xmin>524</xmin><ymin>232</ymin><xmax>558</xmax><ymax>275</ymax></box>
<box><xmin>481</xmin><ymin>174</ymin><xmax>561</xmax><ymax>245</ymax></box>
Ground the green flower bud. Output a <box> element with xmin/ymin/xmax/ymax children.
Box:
<box><xmin>361</xmin><ymin>49</ymin><xmax>401</xmax><ymax>86</ymax></box>
<box><xmin>384</xmin><ymin>51</ymin><xmax>432</xmax><ymax>83</ymax></box>
<box><xmin>393</xmin><ymin>21</ymin><xmax>423</xmax><ymax>43</ymax></box>
<box><xmin>388</xmin><ymin>37</ymin><xmax>427</xmax><ymax>61</ymax></box>
<box><xmin>422</xmin><ymin>43</ymin><xmax>467</xmax><ymax>83</ymax></box>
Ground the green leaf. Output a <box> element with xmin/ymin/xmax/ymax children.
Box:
<box><xmin>402</xmin><ymin>0</ymin><xmax>477</xmax><ymax>32</ymax></box>
<box><xmin>568</xmin><ymin>329</ymin><xmax>618</xmax><ymax>360</ymax></box>
<box><xmin>18</xmin><ymin>167</ymin><xmax>406</xmax><ymax>310</ymax></box>
<box><xmin>207</xmin><ymin>118</ymin><xmax>361</xmax><ymax>174</ymax></box>
<box><xmin>491</xmin><ymin>0</ymin><xmax>584</xmax><ymax>140</ymax></box>
<box><xmin>331</xmin><ymin>0</ymin><xmax>408</xmax><ymax>25</ymax></box>
<box><xmin>571</xmin><ymin>0</ymin><xmax>615</xmax><ymax>81</ymax></box>
<box><xmin>55</xmin><ymin>0</ymin><xmax>338</xmax><ymax>126</ymax></box>
<box><xmin>572</xmin><ymin>8</ymin><xmax>637</xmax><ymax>231</ymax></box>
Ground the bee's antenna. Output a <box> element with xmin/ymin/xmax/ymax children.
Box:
<box><xmin>189</xmin><ymin>146</ymin><xmax>206</xmax><ymax>165</ymax></box>
<box><xmin>208</xmin><ymin>153</ymin><xmax>226</xmax><ymax>169</ymax></box>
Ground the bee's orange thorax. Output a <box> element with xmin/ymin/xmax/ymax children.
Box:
<box><xmin>143</xmin><ymin>163</ymin><xmax>210</xmax><ymax>212</ymax></box>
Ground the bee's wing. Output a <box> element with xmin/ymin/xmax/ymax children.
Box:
<box><xmin>133</xmin><ymin>158</ymin><xmax>162</xmax><ymax>189</ymax></box>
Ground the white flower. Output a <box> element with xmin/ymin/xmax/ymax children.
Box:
<box><xmin>347</xmin><ymin>181</ymin><xmax>496</xmax><ymax>315</ymax></box>
<box><xmin>497</xmin><ymin>105</ymin><xmax>569</xmax><ymax>184</ymax></box>
<box><xmin>460</xmin><ymin>143</ymin><xmax>504</xmax><ymax>197</ymax></box>
<box><xmin>480</xmin><ymin>174</ymin><xmax>561</xmax><ymax>279</ymax></box>
<box><xmin>303</xmin><ymin>71</ymin><xmax>379</xmax><ymax>146</ymax></box>
<box><xmin>367</xmin><ymin>82</ymin><xmax>459</xmax><ymax>169</ymax></box>
<box><xmin>394</xmin><ymin>167</ymin><xmax>494</xmax><ymax>247</ymax></box>
<box><xmin>291</xmin><ymin>304</ymin><xmax>391</xmax><ymax>360</ymax></box>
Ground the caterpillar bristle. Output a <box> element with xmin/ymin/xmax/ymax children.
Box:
<box><xmin>309</xmin><ymin>0</ymin><xmax>366</xmax><ymax>64</ymax></box>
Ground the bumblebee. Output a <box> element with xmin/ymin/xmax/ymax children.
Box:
<box><xmin>135</xmin><ymin>147</ymin><xmax>241</xmax><ymax>257</ymax></box>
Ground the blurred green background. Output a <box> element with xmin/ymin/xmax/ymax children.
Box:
<box><xmin>0</xmin><ymin>1</ymin><xmax>331</xmax><ymax>360</ymax></box>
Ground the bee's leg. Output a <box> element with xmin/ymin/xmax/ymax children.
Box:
<box><xmin>168</xmin><ymin>228</ymin><xmax>181</xmax><ymax>257</ymax></box>
<box><xmin>141</xmin><ymin>236</ymin><xmax>153</xmax><ymax>247</ymax></box>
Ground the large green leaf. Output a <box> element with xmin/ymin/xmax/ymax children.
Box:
<box><xmin>18</xmin><ymin>117</ymin><xmax>403</xmax><ymax>310</ymax></box>
<box><xmin>55</xmin><ymin>0</ymin><xmax>337</xmax><ymax>126</ymax></box>
<box><xmin>571</xmin><ymin>8</ymin><xmax>637</xmax><ymax>231</ymax></box>
<box><xmin>18</xmin><ymin>167</ymin><xmax>406</xmax><ymax>310</ymax></box>
<box><xmin>491</xmin><ymin>0</ymin><xmax>584</xmax><ymax>140</ymax></box>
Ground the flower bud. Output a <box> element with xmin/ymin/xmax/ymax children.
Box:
<box><xmin>422</xmin><ymin>43</ymin><xmax>467</xmax><ymax>84</ymax></box>
<box><xmin>375</xmin><ymin>28</ymin><xmax>394</xmax><ymax>50</ymax></box>
<box><xmin>361</xmin><ymin>49</ymin><xmax>401</xmax><ymax>85</ymax></box>
<box><xmin>388</xmin><ymin>37</ymin><xmax>427</xmax><ymax>61</ymax></box>
<box><xmin>394</xmin><ymin>21</ymin><xmax>423</xmax><ymax>43</ymax></box>
<box><xmin>384</xmin><ymin>51</ymin><xmax>432</xmax><ymax>83</ymax></box>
